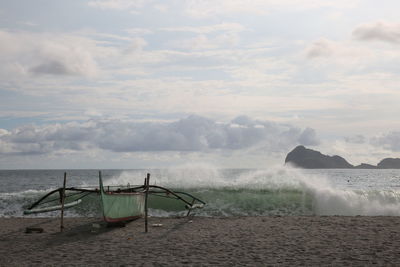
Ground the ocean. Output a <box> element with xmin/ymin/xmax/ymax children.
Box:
<box><xmin>2</xmin><ymin>167</ymin><xmax>400</xmax><ymax>217</ymax></box>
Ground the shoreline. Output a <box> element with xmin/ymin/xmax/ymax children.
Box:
<box><xmin>1</xmin><ymin>216</ymin><xmax>400</xmax><ymax>266</ymax></box>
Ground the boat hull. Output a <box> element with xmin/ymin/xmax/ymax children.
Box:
<box><xmin>99</xmin><ymin>177</ymin><xmax>145</xmax><ymax>223</ymax></box>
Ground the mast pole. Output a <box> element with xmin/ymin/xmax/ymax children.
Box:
<box><xmin>144</xmin><ymin>173</ymin><xmax>150</xmax><ymax>233</ymax></box>
<box><xmin>60</xmin><ymin>172</ymin><xmax>67</xmax><ymax>232</ymax></box>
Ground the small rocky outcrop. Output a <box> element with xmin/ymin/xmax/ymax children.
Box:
<box><xmin>354</xmin><ymin>163</ymin><xmax>377</xmax><ymax>169</ymax></box>
<box><xmin>377</xmin><ymin>158</ymin><xmax>400</xmax><ymax>169</ymax></box>
<box><xmin>285</xmin><ymin>146</ymin><xmax>400</xmax><ymax>169</ymax></box>
<box><xmin>285</xmin><ymin>145</ymin><xmax>353</xmax><ymax>169</ymax></box>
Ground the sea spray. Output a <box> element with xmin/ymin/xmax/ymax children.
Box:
<box><xmin>105</xmin><ymin>163</ymin><xmax>223</xmax><ymax>189</ymax></box>
<box><xmin>291</xmin><ymin>168</ymin><xmax>400</xmax><ymax>216</ymax></box>
<box><xmin>311</xmin><ymin>188</ymin><xmax>400</xmax><ymax>216</ymax></box>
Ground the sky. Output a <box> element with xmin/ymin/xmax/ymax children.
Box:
<box><xmin>1</xmin><ymin>0</ymin><xmax>400</xmax><ymax>169</ymax></box>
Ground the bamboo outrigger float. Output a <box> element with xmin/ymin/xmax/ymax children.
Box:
<box><xmin>24</xmin><ymin>171</ymin><xmax>205</xmax><ymax>230</ymax></box>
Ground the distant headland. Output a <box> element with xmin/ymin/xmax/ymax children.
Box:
<box><xmin>285</xmin><ymin>145</ymin><xmax>400</xmax><ymax>169</ymax></box>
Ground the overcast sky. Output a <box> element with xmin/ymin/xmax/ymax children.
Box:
<box><xmin>1</xmin><ymin>0</ymin><xmax>400</xmax><ymax>169</ymax></box>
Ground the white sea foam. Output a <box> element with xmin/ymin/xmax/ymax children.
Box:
<box><xmin>309</xmin><ymin>185</ymin><xmax>400</xmax><ymax>216</ymax></box>
<box><xmin>104</xmin><ymin>165</ymin><xmax>400</xmax><ymax>216</ymax></box>
<box><xmin>0</xmin><ymin>188</ymin><xmax>56</xmax><ymax>197</ymax></box>
<box><xmin>203</xmin><ymin>165</ymin><xmax>399</xmax><ymax>216</ymax></box>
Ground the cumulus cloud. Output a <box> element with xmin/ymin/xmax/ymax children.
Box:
<box><xmin>30</xmin><ymin>60</ymin><xmax>73</xmax><ymax>75</ymax></box>
<box><xmin>353</xmin><ymin>21</ymin><xmax>400</xmax><ymax>44</ymax></box>
<box><xmin>298</xmin><ymin>127</ymin><xmax>319</xmax><ymax>146</ymax></box>
<box><xmin>370</xmin><ymin>132</ymin><xmax>400</xmax><ymax>151</ymax></box>
<box><xmin>344</xmin><ymin>134</ymin><xmax>366</xmax><ymax>144</ymax></box>
<box><xmin>305</xmin><ymin>38</ymin><xmax>337</xmax><ymax>58</ymax></box>
<box><xmin>0</xmin><ymin>30</ymin><xmax>98</xmax><ymax>79</ymax></box>
<box><xmin>0</xmin><ymin>115</ymin><xmax>319</xmax><ymax>155</ymax></box>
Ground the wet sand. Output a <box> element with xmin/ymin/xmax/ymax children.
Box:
<box><xmin>1</xmin><ymin>216</ymin><xmax>400</xmax><ymax>266</ymax></box>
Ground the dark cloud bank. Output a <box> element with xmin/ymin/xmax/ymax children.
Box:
<box><xmin>0</xmin><ymin>115</ymin><xmax>319</xmax><ymax>156</ymax></box>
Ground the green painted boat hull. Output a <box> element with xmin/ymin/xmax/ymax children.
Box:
<box><xmin>99</xmin><ymin>176</ymin><xmax>145</xmax><ymax>222</ymax></box>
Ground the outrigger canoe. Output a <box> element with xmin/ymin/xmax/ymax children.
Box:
<box><xmin>24</xmin><ymin>171</ymin><xmax>205</xmax><ymax>223</ymax></box>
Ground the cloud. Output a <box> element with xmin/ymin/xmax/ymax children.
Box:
<box><xmin>0</xmin><ymin>30</ymin><xmax>99</xmax><ymax>79</ymax></box>
<box><xmin>124</xmin><ymin>28</ymin><xmax>153</xmax><ymax>36</ymax></box>
<box><xmin>353</xmin><ymin>21</ymin><xmax>400</xmax><ymax>44</ymax></box>
<box><xmin>305</xmin><ymin>38</ymin><xmax>337</xmax><ymax>58</ymax></box>
<box><xmin>302</xmin><ymin>36</ymin><xmax>400</xmax><ymax>78</ymax></box>
<box><xmin>88</xmin><ymin>0</ymin><xmax>147</xmax><ymax>10</ymax></box>
<box><xmin>370</xmin><ymin>132</ymin><xmax>400</xmax><ymax>152</ymax></box>
<box><xmin>160</xmin><ymin>23</ymin><xmax>246</xmax><ymax>34</ymax></box>
<box><xmin>86</xmin><ymin>0</ymin><xmax>359</xmax><ymax>15</ymax></box>
<box><xmin>298</xmin><ymin>127</ymin><xmax>319</xmax><ymax>146</ymax></box>
<box><xmin>123</xmin><ymin>37</ymin><xmax>147</xmax><ymax>54</ymax></box>
<box><xmin>169</xmin><ymin>33</ymin><xmax>240</xmax><ymax>50</ymax></box>
<box><xmin>0</xmin><ymin>115</ymin><xmax>318</xmax><ymax>155</ymax></box>
<box><xmin>183</xmin><ymin>0</ymin><xmax>359</xmax><ymax>18</ymax></box>
<box><xmin>161</xmin><ymin>23</ymin><xmax>245</xmax><ymax>51</ymax></box>
<box><xmin>30</xmin><ymin>60</ymin><xmax>73</xmax><ymax>75</ymax></box>
<box><xmin>344</xmin><ymin>134</ymin><xmax>366</xmax><ymax>144</ymax></box>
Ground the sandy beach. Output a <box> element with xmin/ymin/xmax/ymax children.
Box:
<box><xmin>1</xmin><ymin>216</ymin><xmax>400</xmax><ymax>266</ymax></box>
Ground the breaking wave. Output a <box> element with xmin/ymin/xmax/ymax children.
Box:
<box><xmin>2</xmin><ymin>166</ymin><xmax>400</xmax><ymax>217</ymax></box>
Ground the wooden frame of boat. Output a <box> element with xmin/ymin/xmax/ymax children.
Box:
<box><xmin>23</xmin><ymin>171</ymin><xmax>205</xmax><ymax>231</ymax></box>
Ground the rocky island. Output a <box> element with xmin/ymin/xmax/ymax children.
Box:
<box><xmin>285</xmin><ymin>145</ymin><xmax>400</xmax><ymax>169</ymax></box>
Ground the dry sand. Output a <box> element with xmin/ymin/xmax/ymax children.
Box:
<box><xmin>1</xmin><ymin>216</ymin><xmax>400</xmax><ymax>266</ymax></box>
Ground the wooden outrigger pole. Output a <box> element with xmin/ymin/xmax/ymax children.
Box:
<box><xmin>144</xmin><ymin>173</ymin><xmax>150</xmax><ymax>233</ymax></box>
<box><xmin>60</xmin><ymin>172</ymin><xmax>67</xmax><ymax>232</ymax></box>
